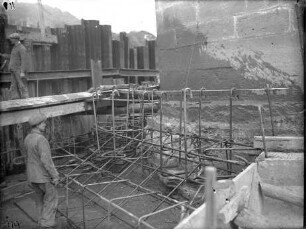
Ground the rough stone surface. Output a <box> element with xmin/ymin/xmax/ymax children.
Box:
<box><xmin>155</xmin><ymin>0</ymin><xmax>304</xmax><ymax>91</ymax></box>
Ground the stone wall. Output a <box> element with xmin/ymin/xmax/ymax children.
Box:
<box><xmin>155</xmin><ymin>0</ymin><xmax>304</xmax><ymax>91</ymax></box>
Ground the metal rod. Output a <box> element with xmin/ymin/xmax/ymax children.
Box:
<box><xmin>228</xmin><ymin>88</ymin><xmax>236</xmax><ymax>174</ymax></box>
<box><xmin>198</xmin><ymin>88</ymin><xmax>206</xmax><ymax>156</ymax></box>
<box><xmin>112</xmin><ymin>90</ymin><xmax>120</xmax><ymax>156</ymax></box>
<box><xmin>183</xmin><ymin>88</ymin><xmax>193</xmax><ymax>180</ymax></box>
<box><xmin>258</xmin><ymin>106</ymin><xmax>268</xmax><ymax>158</ymax></box>
<box><xmin>94</xmin><ymin>139</ymin><xmax>190</xmax><ymax>225</ymax></box>
<box><xmin>141</xmin><ymin>91</ymin><xmax>148</xmax><ymax>172</ymax></box>
<box><xmin>151</xmin><ymin>89</ymin><xmax>158</xmax><ymax>116</ymax></box>
<box><xmin>126</xmin><ymin>86</ymin><xmax>130</xmax><ymax>146</ymax></box>
<box><xmin>69</xmin><ymin>145</ymin><xmax>181</xmax><ymax>210</ymax></box>
<box><xmin>132</xmin><ymin>88</ymin><xmax>136</xmax><ymax>138</ymax></box>
<box><xmin>265</xmin><ymin>84</ymin><xmax>275</xmax><ymax>136</ymax></box>
<box><xmin>66</xmin><ymin>176</ymin><xmax>69</xmax><ymax>219</ymax></box>
<box><xmin>160</xmin><ymin>87</ymin><xmax>288</xmax><ymax>94</ymax></box>
<box><xmin>81</xmin><ymin>187</ymin><xmax>86</xmax><ymax>229</ymax></box>
<box><xmin>71</xmin><ymin>178</ymin><xmax>157</xmax><ymax>229</ymax></box>
<box><xmin>143</xmin><ymin>164</ymin><xmax>200</xmax><ymax>222</ymax></box>
<box><xmin>36</xmin><ymin>80</ymin><xmax>39</xmax><ymax>96</ymax></box>
<box><xmin>80</xmin><ymin>132</ymin><xmax>144</xmax><ymax>207</ymax></box>
<box><xmin>108</xmin><ymin>191</ymin><xmax>158</xmax><ymax>229</ymax></box>
<box><xmin>85</xmin><ymin>180</ymin><xmax>128</xmax><ymax>186</ymax></box>
<box><xmin>92</xmin><ymin>94</ymin><xmax>100</xmax><ymax>151</ymax></box>
<box><xmin>170</xmin><ymin>133</ymin><xmax>173</xmax><ymax>154</ymax></box>
<box><xmin>204</xmin><ymin>166</ymin><xmax>217</xmax><ymax>229</ymax></box>
<box><xmin>179</xmin><ymin>91</ymin><xmax>183</xmax><ymax>163</ymax></box>
<box><xmin>98</xmin><ymin>127</ymin><xmax>248</xmax><ymax>165</ymax></box>
<box><xmin>138</xmin><ymin>201</ymin><xmax>187</xmax><ymax>228</ymax></box>
<box><xmin>159</xmin><ymin>92</ymin><xmax>167</xmax><ymax>174</ymax></box>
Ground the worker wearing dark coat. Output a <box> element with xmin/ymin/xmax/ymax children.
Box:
<box><xmin>24</xmin><ymin>113</ymin><xmax>59</xmax><ymax>229</ymax></box>
<box><xmin>0</xmin><ymin>32</ymin><xmax>29</xmax><ymax>99</ymax></box>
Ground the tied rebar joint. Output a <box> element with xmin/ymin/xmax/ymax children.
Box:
<box><xmin>230</xmin><ymin>87</ymin><xmax>239</xmax><ymax>99</ymax></box>
<box><xmin>183</xmin><ymin>88</ymin><xmax>193</xmax><ymax>99</ymax></box>
<box><xmin>150</xmin><ymin>89</ymin><xmax>158</xmax><ymax>100</ymax></box>
<box><xmin>111</xmin><ymin>89</ymin><xmax>120</xmax><ymax>98</ymax></box>
<box><xmin>200</xmin><ymin>87</ymin><xmax>206</xmax><ymax>99</ymax></box>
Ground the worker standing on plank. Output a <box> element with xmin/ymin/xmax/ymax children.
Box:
<box><xmin>24</xmin><ymin>113</ymin><xmax>59</xmax><ymax>229</ymax></box>
<box><xmin>0</xmin><ymin>32</ymin><xmax>29</xmax><ymax>99</ymax></box>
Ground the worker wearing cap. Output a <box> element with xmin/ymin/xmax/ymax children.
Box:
<box><xmin>24</xmin><ymin>113</ymin><xmax>59</xmax><ymax>229</ymax></box>
<box><xmin>0</xmin><ymin>32</ymin><xmax>29</xmax><ymax>99</ymax></box>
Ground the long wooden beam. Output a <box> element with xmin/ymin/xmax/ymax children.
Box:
<box><xmin>0</xmin><ymin>92</ymin><xmax>92</xmax><ymax>126</ymax></box>
<box><xmin>0</xmin><ymin>92</ymin><xmax>159</xmax><ymax>126</ymax></box>
<box><xmin>0</xmin><ymin>92</ymin><xmax>92</xmax><ymax>112</ymax></box>
<box><xmin>0</xmin><ymin>102</ymin><xmax>88</xmax><ymax>126</ymax></box>
<box><xmin>0</xmin><ymin>69</ymin><xmax>159</xmax><ymax>83</ymax></box>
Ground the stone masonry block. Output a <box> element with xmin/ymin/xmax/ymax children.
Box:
<box><xmin>236</xmin><ymin>8</ymin><xmax>290</xmax><ymax>38</ymax></box>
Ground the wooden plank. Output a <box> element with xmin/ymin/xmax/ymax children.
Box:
<box><xmin>45</xmin><ymin>80</ymin><xmax>53</xmax><ymax>96</ymax></box>
<box><xmin>61</xmin><ymin>78</ymin><xmax>72</xmax><ymax>94</ymax></box>
<box><xmin>119</xmin><ymin>32</ymin><xmax>126</xmax><ymax>68</ymax></box>
<box><xmin>129</xmin><ymin>48</ymin><xmax>135</xmax><ymax>69</ymax></box>
<box><xmin>112</xmin><ymin>40</ymin><xmax>120</xmax><ymax>68</ymax></box>
<box><xmin>137</xmin><ymin>46</ymin><xmax>144</xmax><ymax>69</ymax></box>
<box><xmin>27</xmin><ymin>81</ymin><xmax>36</xmax><ymax>97</ymax></box>
<box><xmin>0</xmin><ymin>102</ymin><xmax>87</xmax><ymax>126</ymax></box>
<box><xmin>79</xmin><ymin>78</ymin><xmax>89</xmax><ymax>92</ymax></box>
<box><xmin>148</xmin><ymin>40</ymin><xmax>156</xmax><ymax>69</ymax></box>
<box><xmin>143</xmin><ymin>45</ymin><xmax>149</xmax><ymax>69</ymax></box>
<box><xmin>90</xmin><ymin>59</ymin><xmax>103</xmax><ymax>88</ymax></box>
<box><xmin>44</xmin><ymin>45</ymin><xmax>51</xmax><ymax>71</ymax></box>
<box><xmin>77</xmin><ymin>25</ymin><xmax>86</xmax><ymax>69</ymax></box>
<box><xmin>0</xmin><ymin>69</ymin><xmax>159</xmax><ymax>82</ymax></box>
<box><xmin>38</xmin><ymin>80</ymin><xmax>47</xmax><ymax>96</ymax></box>
<box><xmin>133</xmin><ymin>48</ymin><xmax>138</xmax><ymax>70</ymax></box>
<box><xmin>100</xmin><ymin>25</ymin><xmax>113</xmax><ymax>68</ymax></box>
<box><xmin>123</xmin><ymin>33</ymin><xmax>129</xmax><ymax>68</ymax></box>
<box><xmin>83</xmin><ymin>20</ymin><xmax>101</xmax><ymax>69</ymax></box>
<box><xmin>0</xmin><ymin>92</ymin><xmax>92</xmax><ymax>112</ymax></box>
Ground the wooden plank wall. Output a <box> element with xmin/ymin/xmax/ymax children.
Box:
<box><xmin>100</xmin><ymin>25</ymin><xmax>113</xmax><ymax>68</ymax></box>
<box><xmin>0</xmin><ymin>20</ymin><xmax>157</xmax><ymax>179</ymax></box>
<box><xmin>50</xmin><ymin>28</ymin><xmax>69</xmax><ymax>70</ymax></box>
<box><xmin>67</xmin><ymin>25</ymin><xmax>86</xmax><ymax>70</ymax></box>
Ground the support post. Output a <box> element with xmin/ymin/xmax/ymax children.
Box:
<box><xmin>265</xmin><ymin>84</ymin><xmax>275</xmax><ymax>136</ymax></box>
<box><xmin>258</xmin><ymin>106</ymin><xmax>268</xmax><ymax>158</ymax></box>
<box><xmin>204</xmin><ymin>166</ymin><xmax>217</xmax><ymax>229</ymax></box>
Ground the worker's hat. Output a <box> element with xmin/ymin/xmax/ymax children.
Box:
<box><xmin>28</xmin><ymin>113</ymin><xmax>47</xmax><ymax>127</ymax></box>
<box><xmin>9</xmin><ymin>33</ymin><xmax>20</xmax><ymax>40</ymax></box>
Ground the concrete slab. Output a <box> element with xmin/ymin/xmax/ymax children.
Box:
<box><xmin>175</xmin><ymin>150</ymin><xmax>304</xmax><ymax>229</ymax></box>
<box><xmin>258</xmin><ymin>153</ymin><xmax>303</xmax><ymax>186</ymax></box>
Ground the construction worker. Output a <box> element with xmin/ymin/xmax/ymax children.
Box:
<box><xmin>0</xmin><ymin>32</ymin><xmax>29</xmax><ymax>99</ymax></box>
<box><xmin>24</xmin><ymin>113</ymin><xmax>59</xmax><ymax>229</ymax></box>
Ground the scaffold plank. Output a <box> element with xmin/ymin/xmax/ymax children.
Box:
<box><xmin>0</xmin><ymin>102</ymin><xmax>87</xmax><ymax>126</ymax></box>
<box><xmin>0</xmin><ymin>92</ymin><xmax>92</xmax><ymax>112</ymax></box>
